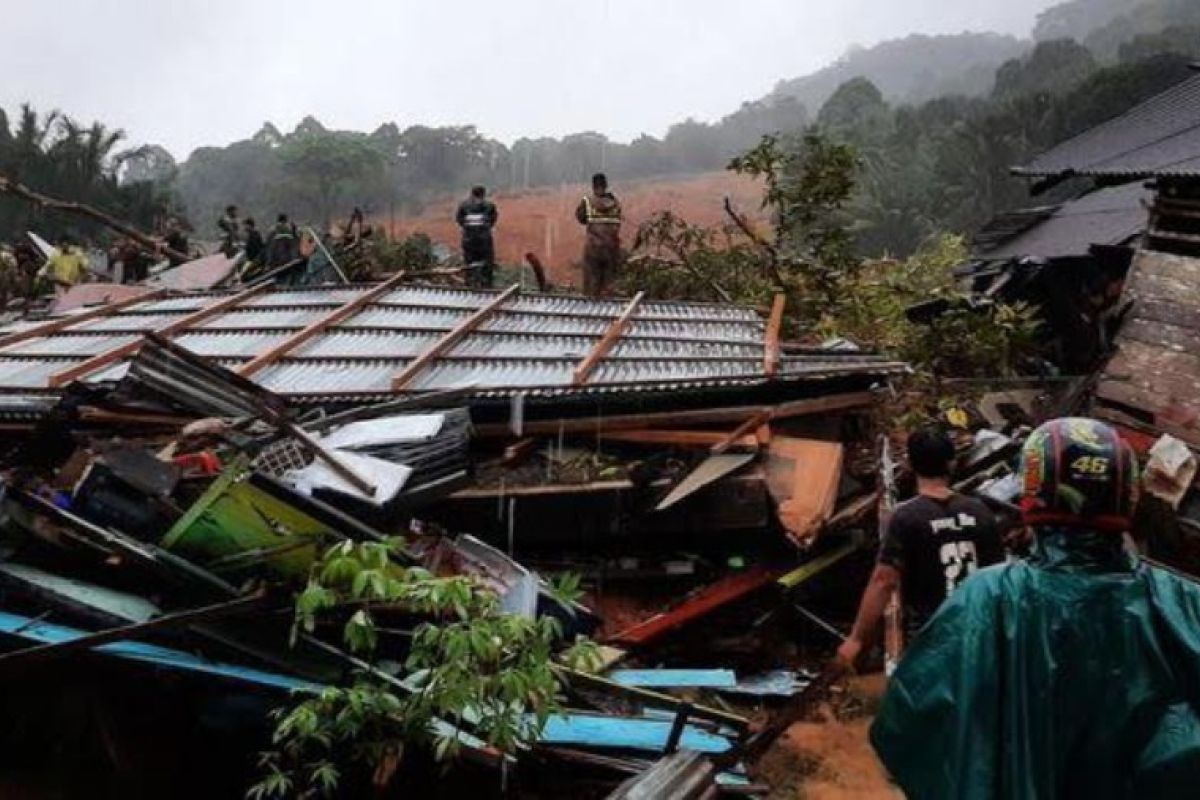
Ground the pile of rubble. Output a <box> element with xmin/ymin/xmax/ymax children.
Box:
<box><xmin>0</xmin><ymin>281</ymin><xmax>909</xmax><ymax>797</ymax></box>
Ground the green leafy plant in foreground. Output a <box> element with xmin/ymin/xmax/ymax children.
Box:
<box><xmin>250</xmin><ymin>539</ymin><xmax>598</xmax><ymax>799</ymax></box>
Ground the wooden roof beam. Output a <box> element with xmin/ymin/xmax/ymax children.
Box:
<box><xmin>764</xmin><ymin>293</ymin><xmax>786</xmax><ymax>378</ymax></box>
<box><xmin>47</xmin><ymin>284</ymin><xmax>269</xmax><ymax>388</ymax></box>
<box><xmin>0</xmin><ymin>288</ymin><xmax>166</xmax><ymax>350</ymax></box>
<box><xmin>390</xmin><ymin>283</ymin><xmax>521</xmax><ymax>391</ymax></box>
<box><xmin>572</xmin><ymin>291</ymin><xmax>644</xmax><ymax>386</ymax></box>
<box><xmin>238</xmin><ymin>272</ymin><xmax>407</xmax><ymax>378</ymax></box>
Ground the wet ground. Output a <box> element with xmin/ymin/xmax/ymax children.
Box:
<box><xmin>759</xmin><ymin>674</ymin><xmax>901</xmax><ymax>799</ymax></box>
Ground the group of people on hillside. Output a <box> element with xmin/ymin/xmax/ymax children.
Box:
<box><xmin>839</xmin><ymin>419</ymin><xmax>1200</xmax><ymax>797</ymax></box>
<box><xmin>217</xmin><ymin>205</ymin><xmax>299</xmax><ymax>269</ymax></box>
<box><xmin>454</xmin><ymin>172</ymin><xmax>622</xmax><ymax>296</ymax></box>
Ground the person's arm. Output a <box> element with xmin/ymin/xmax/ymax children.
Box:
<box><xmin>575</xmin><ymin>198</ymin><xmax>589</xmax><ymax>226</ymax></box>
<box><xmin>455</xmin><ymin>202</ymin><xmax>467</xmax><ymax>227</ymax></box>
<box><xmin>836</xmin><ymin>562</ymin><xmax>901</xmax><ymax>670</ymax></box>
<box><xmin>487</xmin><ymin>202</ymin><xmax>498</xmax><ymax>227</ymax></box>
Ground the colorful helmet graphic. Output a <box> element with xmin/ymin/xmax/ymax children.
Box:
<box><xmin>1019</xmin><ymin>417</ymin><xmax>1139</xmax><ymax>533</ymax></box>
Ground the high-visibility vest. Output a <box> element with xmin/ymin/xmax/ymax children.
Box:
<box><xmin>582</xmin><ymin>196</ymin><xmax>621</xmax><ymax>225</ymax></box>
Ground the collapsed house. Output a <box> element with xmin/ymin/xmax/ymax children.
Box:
<box><xmin>0</xmin><ymin>279</ymin><xmax>905</xmax><ymax>797</ymax></box>
<box><xmin>996</xmin><ymin>67</ymin><xmax>1200</xmax><ymax>571</ymax></box>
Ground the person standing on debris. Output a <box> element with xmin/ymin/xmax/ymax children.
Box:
<box><xmin>836</xmin><ymin>427</ymin><xmax>1004</xmax><ymax>671</ymax></box>
<box><xmin>0</xmin><ymin>244</ymin><xmax>18</xmax><ymax>307</ymax></box>
<box><xmin>455</xmin><ymin>185</ymin><xmax>499</xmax><ymax>288</ymax></box>
<box><xmin>12</xmin><ymin>240</ymin><xmax>40</xmax><ymax>303</ymax></box>
<box><xmin>217</xmin><ymin>205</ymin><xmax>240</xmax><ymax>256</ymax></box>
<box><xmin>574</xmin><ymin>172</ymin><xmax>622</xmax><ymax>297</ymax></box>
<box><xmin>111</xmin><ymin>238</ymin><xmax>150</xmax><ymax>283</ymax></box>
<box><xmin>163</xmin><ymin>217</ymin><xmax>190</xmax><ymax>265</ymax></box>
<box><xmin>872</xmin><ymin>417</ymin><xmax>1200</xmax><ymax>798</ymax></box>
<box><xmin>243</xmin><ymin>218</ymin><xmax>265</xmax><ymax>265</ymax></box>
<box><xmin>45</xmin><ymin>236</ymin><xmax>89</xmax><ymax>291</ymax></box>
<box><xmin>265</xmin><ymin>213</ymin><xmax>299</xmax><ymax>268</ymax></box>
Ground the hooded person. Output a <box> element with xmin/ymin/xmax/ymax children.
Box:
<box><xmin>871</xmin><ymin>417</ymin><xmax>1200</xmax><ymax>799</ymax></box>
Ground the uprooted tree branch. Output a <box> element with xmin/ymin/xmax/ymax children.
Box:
<box><xmin>620</xmin><ymin>130</ymin><xmax>1043</xmax><ymax>421</ymax></box>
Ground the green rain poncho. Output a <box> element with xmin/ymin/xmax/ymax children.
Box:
<box><xmin>871</xmin><ymin>530</ymin><xmax>1200</xmax><ymax>799</ymax></box>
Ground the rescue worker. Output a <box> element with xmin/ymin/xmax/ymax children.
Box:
<box><xmin>163</xmin><ymin>217</ymin><xmax>190</xmax><ymax>265</ymax></box>
<box><xmin>243</xmin><ymin>218</ymin><xmax>265</xmax><ymax>265</ymax></box>
<box><xmin>455</xmin><ymin>185</ymin><xmax>498</xmax><ymax>288</ymax></box>
<box><xmin>111</xmin><ymin>238</ymin><xmax>150</xmax><ymax>284</ymax></box>
<box><xmin>0</xmin><ymin>245</ymin><xmax>18</xmax><ymax>307</ymax></box>
<box><xmin>217</xmin><ymin>205</ymin><xmax>240</xmax><ymax>256</ymax></box>
<box><xmin>574</xmin><ymin>172</ymin><xmax>622</xmax><ymax>297</ymax></box>
<box><xmin>836</xmin><ymin>427</ymin><xmax>1004</xmax><ymax>670</ymax></box>
<box><xmin>46</xmin><ymin>236</ymin><xmax>88</xmax><ymax>291</ymax></box>
<box><xmin>12</xmin><ymin>240</ymin><xmax>40</xmax><ymax>303</ymax></box>
<box><xmin>265</xmin><ymin>213</ymin><xmax>299</xmax><ymax>268</ymax></box>
<box><xmin>872</xmin><ymin>417</ymin><xmax>1200</xmax><ymax>799</ymax></box>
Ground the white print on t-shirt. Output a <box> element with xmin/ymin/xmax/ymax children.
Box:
<box><xmin>929</xmin><ymin>512</ymin><xmax>978</xmax><ymax>533</ymax></box>
<box><xmin>938</xmin><ymin>540</ymin><xmax>979</xmax><ymax>596</ymax></box>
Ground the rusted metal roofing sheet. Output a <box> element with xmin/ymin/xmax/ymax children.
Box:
<box><xmin>0</xmin><ymin>283</ymin><xmax>905</xmax><ymax>402</ymax></box>
<box><xmin>1017</xmin><ymin>74</ymin><xmax>1200</xmax><ymax>180</ymax></box>
<box><xmin>1094</xmin><ymin>248</ymin><xmax>1200</xmax><ymax>447</ymax></box>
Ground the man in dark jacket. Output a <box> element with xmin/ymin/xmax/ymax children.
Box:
<box><xmin>265</xmin><ymin>213</ymin><xmax>299</xmax><ymax>268</ymax></box>
<box><xmin>574</xmin><ymin>173</ymin><xmax>622</xmax><ymax>297</ymax></box>
<box><xmin>217</xmin><ymin>205</ymin><xmax>240</xmax><ymax>256</ymax></box>
<box><xmin>455</xmin><ymin>186</ymin><xmax>498</xmax><ymax>288</ymax></box>
<box><xmin>243</xmin><ymin>218</ymin><xmax>265</xmax><ymax>265</ymax></box>
<box><xmin>872</xmin><ymin>417</ymin><xmax>1200</xmax><ymax>799</ymax></box>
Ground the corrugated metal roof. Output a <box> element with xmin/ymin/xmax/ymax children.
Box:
<box><xmin>975</xmin><ymin>182</ymin><xmax>1150</xmax><ymax>260</ymax></box>
<box><xmin>0</xmin><ymin>282</ymin><xmax>905</xmax><ymax>401</ymax></box>
<box><xmin>1017</xmin><ymin>74</ymin><xmax>1200</xmax><ymax>179</ymax></box>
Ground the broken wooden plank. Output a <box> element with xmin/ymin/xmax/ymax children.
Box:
<box><xmin>776</xmin><ymin>541</ymin><xmax>860</xmax><ymax>591</ymax></box>
<box><xmin>710</xmin><ymin>409</ymin><xmax>772</xmax><ymax>455</ymax></box>
<box><xmin>239</xmin><ymin>272</ymin><xmax>408</xmax><ymax>377</ymax></box>
<box><xmin>608</xmin><ymin>670</ymin><xmax>737</xmax><ymax>689</ymax></box>
<box><xmin>474</xmin><ymin>391</ymin><xmax>876</xmax><ymax>438</ymax></box>
<box><xmin>0</xmin><ymin>288</ymin><xmax>165</xmax><ymax>350</ymax></box>
<box><xmin>765</xmin><ymin>437</ymin><xmax>844</xmax><ymax>546</ymax></box>
<box><xmin>606</xmin><ymin>749</ymin><xmax>717</xmax><ymax>800</ymax></box>
<box><xmin>763</xmin><ymin>293</ymin><xmax>786</xmax><ymax>377</ymax></box>
<box><xmin>47</xmin><ymin>284</ymin><xmax>269</xmax><ymax>387</ymax></box>
<box><xmin>573</xmin><ymin>291</ymin><xmax>645</xmax><ymax>385</ymax></box>
<box><xmin>557</xmin><ymin>665</ymin><xmax>749</xmax><ymax>730</ymax></box>
<box><xmin>391</xmin><ymin>283</ymin><xmax>520</xmax><ymax>390</ymax></box>
<box><xmin>601</xmin><ymin>430</ymin><xmax>758</xmax><ymax>449</ymax></box>
<box><xmin>538</xmin><ymin>713</ymin><xmax>732</xmax><ymax>755</ymax></box>
<box><xmin>0</xmin><ymin>590</ymin><xmax>271</xmax><ymax>676</ymax></box>
<box><xmin>607</xmin><ymin>565</ymin><xmax>784</xmax><ymax>648</ymax></box>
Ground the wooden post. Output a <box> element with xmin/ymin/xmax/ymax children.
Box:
<box><xmin>239</xmin><ymin>272</ymin><xmax>407</xmax><ymax>377</ymax></box>
<box><xmin>47</xmin><ymin>284</ymin><xmax>270</xmax><ymax>388</ymax></box>
<box><xmin>572</xmin><ymin>291</ymin><xmax>644</xmax><ymax>385</ymax></box>
<box><xmin>390</xmin><ymin>284</ymin><xmax>520</xmax><ymax>391</ymax></box>
<box><xmin>764</xmin><ymin>293</ymin><xmax>786</xmax><ymax>378</ymax></box>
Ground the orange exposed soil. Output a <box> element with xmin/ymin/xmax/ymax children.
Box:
<box><xmin>382</xmin><ymin>172</ymin><xmax>764</xmax><ymax>287</ymax></box>
<box><xmin>759</xmin><ymin>674</ymin><xmax>901</xmax><ymax>800</ymax></box>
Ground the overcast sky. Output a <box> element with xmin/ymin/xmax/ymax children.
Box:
<box><xmin>3</xmin><ymin>0</ymin><xmax>1059</xmax><ymax>160</ymax></box>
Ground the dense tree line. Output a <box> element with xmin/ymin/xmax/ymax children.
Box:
<box><xmin>3</xmin><ymin>0</ymin><xmax>1197</xmax><ymax>257</ymax></box>
<box><xmin>832</xmin><ymin>43</ymin><xmax>1198</xmax><ymax>256</ymax></box>
<box><xmin>0</xmin><ymin>106</ymin><xmax>176</xmax><ymax>243</ymax></box>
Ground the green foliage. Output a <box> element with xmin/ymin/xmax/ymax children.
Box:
<box><xmin>278</xmin><ymin>125</ymin><xmax>385</xmax><ymax>229</ymax></box>
<box><xmin>0</xmin><ymin>105</ymin><xmax>179</xmax><ymax>242</ymax></box>
<box><xmin>253</xmin><ymin>539</ymin><xmax>597</xmax><ymax>798</ymax></box>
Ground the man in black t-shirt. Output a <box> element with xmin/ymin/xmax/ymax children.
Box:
<box><xmin>836</xmin><ymin>428</ymin><xmax>1004</xmax><ymax>670</ymax></box>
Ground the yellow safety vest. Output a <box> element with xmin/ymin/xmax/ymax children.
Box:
<box><xmin>582</xmin><ymin>196</ymin><xmax>621</xmax><ymax>225</ymax></box>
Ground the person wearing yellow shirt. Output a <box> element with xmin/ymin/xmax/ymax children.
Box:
<box><xmin>46</xmin><ymin>236</ymin><xmax>89</xmax><ymax>291</ymax></box>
